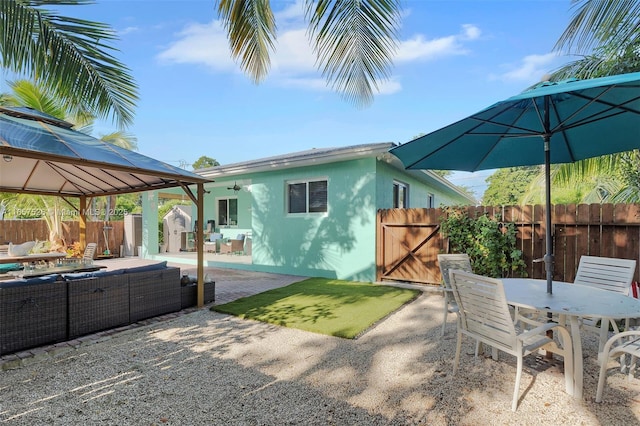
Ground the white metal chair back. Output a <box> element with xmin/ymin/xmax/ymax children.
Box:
<box><xmin>83</xmin><ymin>243</ymin><xmax>97</xmax><ymax>263</ymax></box>
<box><xmin>449</xmin><ymin>269</ymin><xmax>574</xmax><ymax>411</ymax></box>
<box><xmin>449</xmin><ymin>270</ymin><xmax>517</xmax><ymax>352</ymax></box>
<box><xmin>437</xmin><ymin>254</ymin><xmax>473</xmax><ymax>336</ymax></box>
<box><xmin>574</xmin><ymin>255</ymin><xmax>636</xmax><ymax>295</ymax></box>
<box><xmin>574</xmin><ymin>256</ymin><xmax>637</xmax><ymax>353</ymax></box>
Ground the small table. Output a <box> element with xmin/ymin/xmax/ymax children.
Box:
<box><xmin>0</xmin><ymin>252</ymin><xmax>67</xmax><ymax>265</ymax></box>
<box><xmin>502</xmin><ymin>278</ymin><xmax>640</xmax><ymax>399</ymax></box>
<box><xmin>96</xmin><ymin>254</ymin><xmax>116</xmax><ymax>260</ymax></box>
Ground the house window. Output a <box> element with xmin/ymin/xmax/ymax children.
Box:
<box><xmin>287</xmin><ymin>179</ymin><xmax>327</xmax><ymax>214</ymax></box>
<box><xmin>427</xmin><ymin>193</ymin><xmax>434</xmax><ymax>208</ymax></box>
<box><xmin>218</xmin><ymin>198</ymin><xmax>238</xmax><ymax>226</ymax></box>
<box><xmin>393</xmin><ymin>181</ymin><xmax>408</xmax><ymax>208</ymax></box>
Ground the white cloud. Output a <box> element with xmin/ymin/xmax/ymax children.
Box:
<box><xmin>491</xmin><ymin>52</ymin><xmax>562</xmax><ymax>83</ymax></box>
<box><xmin>461</xmin><ymin>24</ymin><xmax>481</xmax><ymax>40</ymax></box>
<box><xmin>156</xmin><ymin>20</ymin><xmax>237</xmax><ymax>72</ymax></box>
<box><xmin>157</xmin><ymin>16</ymin><xmax>481</xmax><ymax>97</ymax></box>
<box><xmin>274</xmin><ymin>0</ymin><xmax>306</xmax><ymax>23</ymax></box>
<box><xmin>118</xmin><ymin>26</ymin><xmax>139</xmax><ymax>36</ymax></box>
<box><xmin>272</xmin><ymin>29</ymin><xmax>316</xmax><ymax>73</ymax></box>
<box><xmin>395</xmin><ymin>24</ymin><xmax>481</xmax><ymax>62</ymax></box>
<box><xmin>375</xmin><ymin>77</ymin><xmax>402</xmax><ymax>95</ymax></box>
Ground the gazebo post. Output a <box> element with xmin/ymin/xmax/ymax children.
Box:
<box><xmin>79</xmin><ymin>195</ymin><xmax>87</xmax><ymax>249</ymax></box>
<box><xmin>196</xmin><ymin>183</ymin><xmax>205</xmax><ymax>307</ymax></box>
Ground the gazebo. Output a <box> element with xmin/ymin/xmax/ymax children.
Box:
<box><xmin>0</xmin><ymin>107</ymin><xmax>212</xmax><ymax>306</ymax></box>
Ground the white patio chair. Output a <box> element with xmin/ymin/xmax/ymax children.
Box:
<box><xmin>574</xmin><ymin>256</ymin><xmax>637</xmax><ymax>353</ymax></box>
<box><xmin>595</xmin><ymin>330</ymin><xmax>640</xmax><ymax>402</ymax></box>
<box><xmin>437</xmin><ymin>254</ymin><xmax>472</xmax><ymax>337</ymax></box>
<box><xmin>449</xmin><ymin>269</ymin><xmax>574</xmax><ymax>411</ymax></box>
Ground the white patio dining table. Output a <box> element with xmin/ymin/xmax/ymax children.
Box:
<box><xmin>502</xmin><ymin>278</ymin><xmax>640</xmax><ymax>400</ymax></box>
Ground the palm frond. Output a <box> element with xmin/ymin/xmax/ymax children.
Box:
<box><xmin>611</xmin><ymin>185</ymin><xmax>640</xmax><ymax>203</ymax></box>
<box><xmin>216</xmin><ymin>0</ymin><xmax>276</xmax><ymax>83</ymax></box>
<box><xmin>1</xmin><ymin>0</ymin><xmax>138</xmax><ymax>127</ymax></box>
<box><xmin>99</xmin><ymin>130</ymin><xmax>138</xmax><ymax>151</ymax></box>
<box><xmin>6</xmin><ymin>79</ymin><xmax>67</xmax><ymax>118</ymax></box>
<box><xmin>555</xmin><ymin>0</ymin><xmax>640</xmax><ymax>53</ymax></box>
<box><xmin>553</xmin><ymin>155</ymin><xmax>619</xmax><ymax>186</ymax></box>
<box><xmin>2</xmin><ymin>79</ymin><xmax>95</xmax><ymax>126</ymax></box>
<box><xmin>306</xmin><ymin>0</ymin><xmax>401</xmax><ymax>106</ymax></box>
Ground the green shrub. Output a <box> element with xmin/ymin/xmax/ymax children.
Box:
<box><xmin>440</xmin><ymin>207</ymin><xmax>527</xmax><ymax>278</ymax></box>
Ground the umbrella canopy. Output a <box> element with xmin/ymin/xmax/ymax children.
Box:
<box><xmin>0</xmin><ymin>106</ymin><xmax>209</xmax><ymax>197</ymax></box>
<box><xmin>390</xmin><ymin>71</ymin><xmax>640</xmax><ymax>293</ymax></box>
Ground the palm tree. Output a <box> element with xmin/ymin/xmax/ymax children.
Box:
<box><xmin>216</xmin><ymin>0</ymin><xmax>402</xmax><ymax>106</ymax></box>
<box><xmin>520</xmin><ymin>158</ymin><xmax>624</xmax><ymax>205</ymax></box>
<box><xmin>555</xmin><ymin>1</ymin><xmax>639</xmax><ymax>57</ymax></box>
<box><xmin>2</xmin><ymin>79</ymin><xmax>94</xmax><ymax>126</ymax></box>
<box><xmin>529</xmin><ymin>1</ymin><xmax>640</xmax><ymax>203</ymax></box>
<box><xmin>551</xmin><ymin>1</ymin><xmax>640</xmax><ymax>80</ymax></box>
<box><xmin>1</xmin><ymin>0</ymin><xmax>138</xmax><ymax>127</ymax></box>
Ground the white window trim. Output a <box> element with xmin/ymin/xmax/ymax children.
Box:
<box><xmin>216</xmin><ymin>196</ymin><xmax>239</xmax><ymax>227</ymax></box>
<box><xmin>427</xmin><ymin>193</ymin><xmax>435</xmax><ymax>209</ymax></box>
<box><xmin>285</xmin><ymin>177</ymin><xmax>329</xmax><ymax>216</ymax></box>
<box><xmin>393</xmin><ymin>180</ymin><xmax>409</xmax><ymax>208</ymax></box>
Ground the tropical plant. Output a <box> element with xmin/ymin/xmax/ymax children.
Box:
<box><xmin>215</xmin><ymin>0</ymin><xmax>401</xmax><ymax>106</ymax></box>
<box><xmin>612</xmin><ymin>151</ymin><xmax>640</xmax><ymax>203</ymax></box>
<box><xmin>1</xmin><ymin>0</ymin><xmax>138</xmax><ymax>127</ymax></box>
<box><xmin>547</xmin><ymin>1</ymin><xmax>640</xmax><ymax>84</ymax></box>
<box><xmin>528</xmin><ymin>1</ymin><xmax>640</xmax><ymax>204</ymax></box>
<box><xmin>439</xmin><ymin>206</ymin><xmax>527</xmax><ymax>278</ymax></box>
<box><xmin>1</xmin><ymin>79</ymin><xmax>94</xmax><ymax>126</ymax></box>
<box><xmin>518</xmin><ymin>160</ymin><xmax>613</xmax><ymax>205</ymax></box>
<box><xmin>554</xmin><ymin>0</ymin><xmax>640</xmax><ymax>66</ymax></box>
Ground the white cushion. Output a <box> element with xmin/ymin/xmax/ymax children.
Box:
<box><xmin>8</xmin><ymin>241</ymin><xmax>36</xmax><ymax>256</ymax></box>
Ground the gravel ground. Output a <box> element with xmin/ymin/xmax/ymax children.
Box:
<box><xmin>1</xmin><ymin>288</ymin><xmax>639</xmax><ymax>425</ymax></box>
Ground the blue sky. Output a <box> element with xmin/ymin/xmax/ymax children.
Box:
<box><xmin>6</xmin><ymin>0</ymin><xmax>577</xmax><ymax>197</ymax></box>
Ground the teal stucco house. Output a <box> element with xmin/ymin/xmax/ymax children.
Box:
<box><xmin>143</xmin><ymin>142</ymin><xmax>474</xmax><ymax>282</ymax></box>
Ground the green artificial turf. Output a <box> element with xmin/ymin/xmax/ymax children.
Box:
<box><xmin>211</xmin><ymin>277</ymin><xmax>420</xmax><ymax>339</ymax></box>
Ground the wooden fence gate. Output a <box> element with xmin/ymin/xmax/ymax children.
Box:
<box><xmin>376</xmin><ymin>204</ymin><xmax>640</xmax><ymax>285</ymax></box>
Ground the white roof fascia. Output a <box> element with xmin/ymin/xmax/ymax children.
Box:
<box><xmin>197</xmin><ymin>142</ymin><xmax>476</xmax><ymax>204</ymax></box>
<box><xmin>197</xmin><ymin>143</ymin><xmax>396</xmax><ymax>178</ymax></box>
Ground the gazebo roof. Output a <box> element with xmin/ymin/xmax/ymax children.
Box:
<box><xmin>0</xmin><ymin>107</ymin><xmax>209</xmax><ymax>197</ymax></box>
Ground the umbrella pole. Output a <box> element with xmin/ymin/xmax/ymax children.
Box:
<box><xmin>543</xmin><ymin>100</ymin><xmax>553</xmax><ymax>294</ymax></box>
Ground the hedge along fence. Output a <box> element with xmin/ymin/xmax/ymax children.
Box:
<box><xmin>0</xmin><ymin>220</ymin><xmax>124</xmax><ymax>257</ymax></box>
<box><xmin>376</xmin><ymin>204</ymin><xmax>640</xmax><ymax>285</ymax></box>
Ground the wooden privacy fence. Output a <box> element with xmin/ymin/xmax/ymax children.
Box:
<box><xmin>377</xmin><ymin>204</ymin><xmax>640</xmax><ymax>285</ymax></box>
<box><xmin>0</xmin><ymin>220</ymin><xmax>124</xmax><ymax>256</ymax></box>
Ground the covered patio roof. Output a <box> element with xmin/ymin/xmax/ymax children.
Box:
<box><xmin>0</xmin><ymin>106</ymin><xmax>211</xmax><ymax>306</ymax></box>
<box><xmin>0</xmin><ymin>107</ymin><xmax>208</xmax><ymax>197</ymax></box>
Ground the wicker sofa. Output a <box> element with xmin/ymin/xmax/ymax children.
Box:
<box><xmin>0</xmin><ymin>275</ymin><xmax>67</xmax><ymax>355</ymax></box>
<box><xmin>0</xmin><ymin>262</ymin><xmax>215</xmax><ymax>355</ymax></box>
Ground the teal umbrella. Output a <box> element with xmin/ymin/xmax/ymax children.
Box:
<box><xmin>390</xmin><ymin>72</ymin><xmax>640</xmax><ymax>293</ymax></box>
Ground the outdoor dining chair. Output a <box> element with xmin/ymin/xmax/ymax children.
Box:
<box><xmin>573</xmin><ymin>256</ymin><xmax>637</xmax><ymax>353</ymax></box>
<box><xmin>449</xmin><ymin>269</ymin><xmax>574</xmax><ymax>411</ymax></box>
<box><xmin>437</xmin><ymin>254</ymin><xmax>472</xmax><ymax>337</ymax></box>
<box><xmin>438</xmin><ymin>253</ymin><xmax>539</xmax><ymax>338</ymax></box>
<box><xmin>595</xmin><ymin>330</ymin><xmax>640</xmax><ymax>402</ymax></box>
<box><xmin>83</xmin><ymin>243</ymin><xmax>97</xmax><ymax>263</ymax></box>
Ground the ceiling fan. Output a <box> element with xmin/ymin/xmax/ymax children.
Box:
<box><xmin>227</xmin><ymin>182</ymin><xmax>241</xmax><ymax>192</ymax></box>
